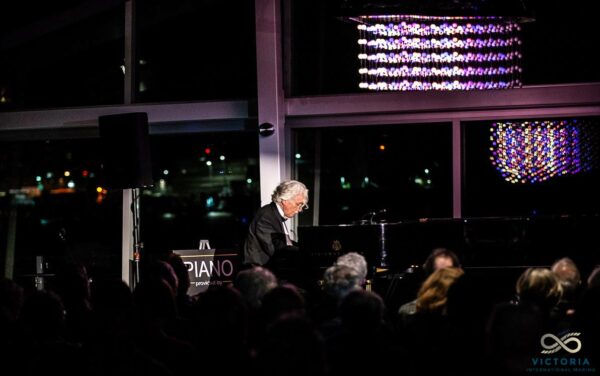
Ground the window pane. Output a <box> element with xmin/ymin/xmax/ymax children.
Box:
<box><xmin>0</xmin><ymin>4</ymin><xmax>124</xmax><ymax>111</ymax></box>
<box><xmin>462</xmin><ymin>117</ymin><xmax>600</xmax><ymax>217</ymax></box>
<box><xmin>139</xmin><ymin>130</ymin><xmax>260</xmax><ymax>255</ymax></box>
<box><xmin>294</xmin><ymin>123</ymin><xmax>453</xmax><ymax>225</ymax></box>
<box><xmin>0</xmin><ymin>135</ymin><xmax>122</xmax><ymax>289</ymax></box>
<box><xmin>135</xmin><ymin>0</ymin><xmax>257</xmax><ymax>102</ymax></box>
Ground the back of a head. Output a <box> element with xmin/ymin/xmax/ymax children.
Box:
<box><xmin>258</xmin><ymin>314</ymin><xmax>326</xmax><ymax>376</ymax></box>
<box><xmin>234</xmin><ymin>266</ymin><xmax>278</xmax><ymax>309</ymax></box>
<box><xmin>52</xmin><ymin>262</ymin><xmax>91</xmax><ymax>305</ymax></box>
<box><xmin>416</xmin><ymin>267</ymin><xmax>464</xmax><ymax>314</ymax></box>
<box><xmin>20</xmin><ymin>290</ymin><xmax>66</xmax><ymax>340</ymax></box>
<box><xmin>133</xmin><ymin>278</ymin><xmax>178</xmax><ymax>323</ymax></box>
<box><xmin>339</xmin><ymin>289</ymin><xmax>385</xmax><ymax>333</ymax></box>
<box><xmin>487</xmin><ymin>301</ymin><xmax>544</xmax><ymax>358</ymax></box>
<box><xmin>165</xmin><ymin>252</ymin><xmax>191</xmax><ymax>296</ymax></box>
<box><xmin>90</xmin><ymin>278</ymin><xmax>135</xmax><ymax>334</ymax></box>
<box><xmin>271</xmin><ymin>180</ymin><xmax>308</xmax><ymax>203</ymax></box>
<box><xmin>323</xmin><ymin>264</ymin><xmax>363</xmax><ymax>301</ymax></box>
<box><xmin>588</xmin><ymin>266</ymin><xmax>600</xmax><ymax>289</ymax></box>
<box><xmin>193</xmin><ymin>285</ymin><xmax>248</xmax><ymax>341</ymax></box>
<box><xmin>551</xmin><ymin>257</ymin><xmax>581</xmax><ymax>303</ymax></box>
<box><xmin>335</xmin><ymin>252</ymin><xmax>368</xmax><ymax>282</ymax></box>
<box><xmin>261</xmin><ymin>283</ymin><xmax>306</xmax><ymax>324</ymax></box>
<box><xmin>516</xmin><ymin>268</ymin><xmax>563</xmax><ymax>311</ymax></box>
<box><xmin>141</xmin><ymin>259</ymin><xmax>179</xmax><ymax>295</ymax></box>
<box><xmin>91</xmin><ymin>278</ymin><xmax>134</xmax><ymax>316</ymax></box>
<box><xmin>551</xmin><ymin>257</ymin><xmax>580</xmax><ymax>286</ymax></box>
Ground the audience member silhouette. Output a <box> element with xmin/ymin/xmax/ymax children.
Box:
<box><xmin>87</xmin><ymin>278</ymin><xmax>172</xmax><ymax>376</ymax></box>
<box><xmin>551</xmin><ymin>257</ymin><xmax>582</xmax><ymax>317</ymax></box>
<box><xmin>19</xmin><ymin>289</ymin><xmax>87</xmax><ymax>375</ymax></box>
<box><xmin>133</xmin><ymin>278</ymin><xmax>196</xmax><ymax>376</ymax></box>
<box><xmin>190</xmin><ymin>285</ymin><xmax>250</xmax><ymax>376</ymax></box>
<box><xmin>326</xmin><ymin>290</ymin><xmax>396</xmax><ymax>376</ymax></box>
<box><xmin>334</xmin><ymin>252</ymin><xmax>368</xmax><ymax>286</ymax></box>
<box><xmin>444</xmin><ymin>272</ymin><xmax>495</xmax><ymax>375</ymax></box>
<box><xmin>140</xmin><ymin>259</ymin><xmax>179</xmax><ymax>295</ymax></box>
<box><xmin>255</xmin><ymin>314</ymin><xmax>327</xmax><ymax>376</ymax></box>
<box><xmin>0</xmin><ymin>278</ymin><xmax>25</xmax><ymax>375</ymax></box>
<box><xmin>486</xmin><ymin>300</ymin><xmax>544</xmax><ymax>375</ymax></box>
<box><xmin>260</xmin><ymin>283</ymin><xmax>306</xmax><ymax>327</ymax></box>
<box><xmin>586</xmin><ymin>265</ymin><xmax>600</xmax><ymax>289</ymax></box>
<box><xmin>575</xmin><ymin>266</ymin><xmax>600</xmax><ymax>369</ymax></box>
<box><xmin>398</xmin><ymin>247</ymin><xmax>461</xmax><ymax>317</ymax></box>
<box><xmin>161</xmin><ymin>251</ymin><xmax>193</xmax><ymax>319</ymax></box>
<box><xmin>234</xmin><ymin>265</ymin><xmax>278</xmax><ymax>311</ymax></box>
<box><xmin>515</xmin><ymin>267</ymin><xmax>563</xmax><ymax>331</ymax></box>
<box><xmin>51</xmin><ymin>261</ymin><xmax>93</xmax><ymax>344</ymax></box>
<box><xmin>397</xmin><ymin>267</ymin><xmax>464</xmax><ymax>375</ymax></box>
<box><xmin>315</xmin><ymin>264</ymin><xmax>364</xmax><ymax>330</ymax></box>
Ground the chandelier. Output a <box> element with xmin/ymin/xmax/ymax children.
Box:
<box><xmin>489</xmin><ymin>119</ymin><xmax>598</xmax><ymax>184</ymax></box>
<box><xmin>353</xmin><ymin>14</ymin><xmax>523</xmax><ymax>91</ymax></box>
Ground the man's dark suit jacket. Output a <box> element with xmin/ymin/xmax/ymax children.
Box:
<box><xmin>243</xmin><ymin>202</ymin><xmax>298</xmax><ymax>267</ymax></box>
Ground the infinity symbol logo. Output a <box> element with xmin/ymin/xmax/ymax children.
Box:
<box><xmin>540</xmin><ymin>332</ymin><xmax>582</xmax><ymax>354</ymax></box>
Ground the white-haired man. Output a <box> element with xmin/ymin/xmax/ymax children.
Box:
<box><xmin>243</xmin><ymin>180</ymin><xmax>309</xmax><ymax>281</ymax></box>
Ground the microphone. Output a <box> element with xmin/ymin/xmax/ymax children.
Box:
<box><xmin>358</xmin><ymin>209</ymin><xmax>387</xmax><ymax>224</ymax></box>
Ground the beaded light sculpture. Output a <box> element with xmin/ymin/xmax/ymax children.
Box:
<box><xmin>354</xmin><ymin>15</ymin><xmax>522</xmax><ymax>91</ymax></box>
<box><xmin>489</xmin><ymin>119</ymin><xmax>598</xmax><ymax>184</ymax></box>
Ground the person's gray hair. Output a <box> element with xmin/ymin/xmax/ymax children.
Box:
<box><xmin>323</xmin><ymin>264</ymin><xmax>363</xmax><ymax>300</ymax></box>
<box><xmin>271</xmin><ymin>180</ymin><xmax>308</xmax><ymax>203</ymax></box>
<box><xmin>335</xmin><ymin>252</ymin><xmax>368</xmax><ymax>282</ymax></box>
<box><xmin>234</xmin><ymin>266</ymin><xmax>278</xmax><ymax>309</ymax></box>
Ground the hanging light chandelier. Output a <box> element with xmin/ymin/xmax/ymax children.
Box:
<box><xmin>489</xmin><ymin>119</ymin><xmax>598</xmax><ymax>184</ymax></box>
<box><xmin>354</xmin><ymin>14</ymin><xmax>523</xmax><ymax>91</ymax></box>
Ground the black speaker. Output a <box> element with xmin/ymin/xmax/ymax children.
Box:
<box><xmin>98</xmin><ymin>112</ymin><xmax>153</xmax><ymax>189</ymax></box>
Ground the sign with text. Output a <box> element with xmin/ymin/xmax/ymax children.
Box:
<box><xmin>173</xmin><ymin>249</ymin><xmax>239</xmax><ymax>296</ymax></box>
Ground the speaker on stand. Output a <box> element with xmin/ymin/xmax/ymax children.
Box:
<box><xmin>98</xmin><ymin>112</ymin><xmax>154</xmax><ymax>289</ymax></box>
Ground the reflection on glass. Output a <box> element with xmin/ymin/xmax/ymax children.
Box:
<box><xmin>140</xmin><ymin>132</ymin><xmax>260</xmax><ymax>254</ymax></box>
<box><xmin>0</xmin><ymin>137</ymin><xmax>122</xmax><ymax>288</ymax></box>
<box><xmin>463</xmin><ymin>117</ymin><xmax>600</xmax><ymax>217</ymax></box>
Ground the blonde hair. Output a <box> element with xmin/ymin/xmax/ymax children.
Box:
<box><xmin>516</xmin><ymin>268</ymin><xmax>563</xmax><ymax>309</ymax></box>
<box><xmin>416</xmin><ymin>267</ymin><xmax>464</xmax><ymax>314</ymax></box>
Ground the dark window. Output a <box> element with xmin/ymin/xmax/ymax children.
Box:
<box><xmin>135</xmin><ymin>0</ymin><xmax>257</xmax><ymax>103</ymax></box>
<box><xmin>294</xmin><ymin>123</ymin><xmax>453</xmax><ymax>225</ymax></box>
<box><xmin>0</xmin><ymin>134</ymin><xmax>122</xmax><ymax>288</ymax></box>
<box><xmin>0</xmin><ymin>3</ymin><xmax>124</xmax><ymax>111</ymax></box>
<box><xmin>139</xmin><ymin>129</ymin><xmax>260</xmax><ymax>255</ymax></box>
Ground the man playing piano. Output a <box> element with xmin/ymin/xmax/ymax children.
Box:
<box><xmin>243</xmin><ymin>180</ymin><xmax>309</xmax><ymax>285</ymax></box>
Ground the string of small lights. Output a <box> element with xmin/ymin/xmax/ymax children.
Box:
<box><xmin>489</xmin><ymin>120</ymin><xmax>598</xmax><ymax>184</ymax></box>
<box><xmin>355</xmin><ymin>15</ymin><xmax>522</xmax><ymax>91</ymax></box>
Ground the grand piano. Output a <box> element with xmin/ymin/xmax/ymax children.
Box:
<box><xmin>298</xmin><ymin>215</ymin><xmax>600</xmax><ymax>280</ymax></box>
